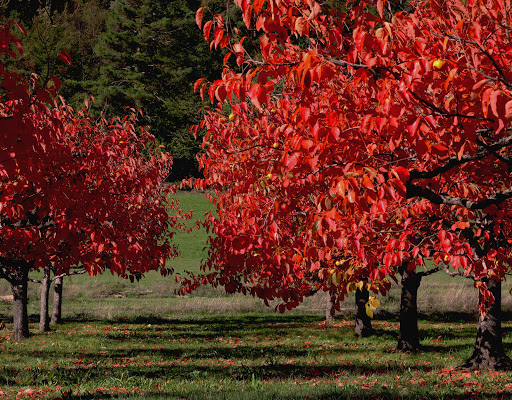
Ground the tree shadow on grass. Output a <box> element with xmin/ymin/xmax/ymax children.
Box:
<box><xmin>0</xmin><ymin>353</ymin><xmax>447</xmax><ymax>387</ymax></box>
<box><xmin>56</xmin><ymin>386</ymin><xmax>512</xmax><ymax>400</ymax></box>
<box><xmin>50</xmin><ymin>313</ymin><xmax>326</xmax><ymax>326</ymax></box>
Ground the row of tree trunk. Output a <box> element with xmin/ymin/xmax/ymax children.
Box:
<box><xmin>11</xmin><ymin>264</ymin><xmax>63</xmax><ymax>341</ymax></box>
<box><xmin>326</xmin><ymin>269</ymin><xmax>512</xmax><ymax>370</ymax></box>
<box><xmin>10</xmin><ymin>262</ymin><xmax>512</xmax><ymax>370</ymax></box>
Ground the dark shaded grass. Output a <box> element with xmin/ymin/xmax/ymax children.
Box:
<box><xmin>1</xmin><ymin>313</ymin><xmax>512</xmax><ymax>399</ymax></box>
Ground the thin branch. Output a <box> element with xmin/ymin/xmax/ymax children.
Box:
<box><xmin>224</xmin><ymin>144</ymin><xmax>265</xmax><ymax>154</ymax></box>
<box><xmin>409</xmin><ymin>90</ymin><xmax>495</xmax><ymax>122</ymax></box>
<box><xmin>326</xmin><ymin>57</ymin><xmax>368</xmax><ymax>69</ymax></box>
<box><xmin>443</xmin><ymin>269</ymin><xmax>475</xmax><ymax>280</ymax></box>
<box><xmin>416</xmin><ymin>265</ymin><xmax>443</xmax><ymax>277</ymax></box>
<box><xmin>51</xmin><ymin>269</ymin><xmax>87</xmax><ymax>281</ymax></box>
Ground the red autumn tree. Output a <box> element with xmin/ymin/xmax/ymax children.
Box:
<box><xmin>0</xmin><ymin>21</ymin><xmax>185</xmax><ymax>341</ymax></box>
<box><xmin>190</xmin><ymin>0</ymin><xmax>512</xmax><ymax>369</ymax></box>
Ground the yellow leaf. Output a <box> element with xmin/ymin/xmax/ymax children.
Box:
<box><xmin>332</xmin><ymin>272</ymin><xmax>340</xmax><ymax>286</ymax></box>
<box><xmin>368</xmin><ymin>296</ymin><xmax>381</xmax><ymax>309</ymax></box>
<box><xmin>356</xmin><ymin>281</ymin><xmax>365</xmax><ymax>291</ymax></box>
<box><xmin>365</xmin><ymin>304</ymin><xmax>373</xmax><ymax>318</ymax></box>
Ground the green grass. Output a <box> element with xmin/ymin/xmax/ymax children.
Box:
<box><xmin>170</xmin><ymin>191</ymin><xmax>214</xmax><ymax>276</ymax></box>
<box><xmin>1</xmin><ymin>314</ymin><xmax>512</xmax><ymax>399</ymax></box>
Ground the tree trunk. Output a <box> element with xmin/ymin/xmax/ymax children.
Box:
<box><xmin>39</xmin><ymin>265</ymin><xmax>51</xmax><ymax>332</ymax></box>
<box><xmin>460</xmin><ymin>279</ymin><xmax>512</xmax><ymax>370</ymax></box>
<box><xmin>354</xmin><ymin>283</ymin><xmax>373</xmax><ymax>337</ymax></box>
<box><xmin>51</xmin><ymin>275</ymin><xmax>63</xmax><ymax>324</ymax></box>
<box><xmin>11</xmin><ymin>266</ymin><xmax>30</xmax><ymax>341</ymax></box>
<box><xmin>325</xmin><ymin>290</ymin><xmax>336</xmax><ymax>327</ymax></box>
<box><xmin>396</xmin><ymin>268</ymin><xmax>422</xmax><ymax>352</ymax></box>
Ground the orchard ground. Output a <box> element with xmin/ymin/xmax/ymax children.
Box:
<box><xmin>1</xmin><ymin>192</ymin><xmax>512</xmax><ymax>398</ymax></box>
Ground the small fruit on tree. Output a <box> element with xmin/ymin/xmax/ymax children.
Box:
<box><xmin>432</xmin><ymin>59</ymin><xmax>446</xmax><ymax>70</ymax></box>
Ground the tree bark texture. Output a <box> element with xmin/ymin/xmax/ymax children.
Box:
<box><xmin>11</xmin><ymin>265</ymin><xmax>30</xmax><ymax>341</ymax></box>
<box><xmin>396</xmin><ymin>268</ymin><xmax>422</xmax><ymax>352</ymax></box>
<box><xmin>39</xmin><ymin>265</ymin><xmax>51</xmax><ymax>332</ymax></box>
<box><xmin>51</xmin><ymin>275</ymin><xmax>63</xmax><ymax>324</ymax></box>
<box><xmin>325</xmin><ymin>290</ymin><xmax>336</xmax><ymax>327</ymax></box>
<box><xmin>354</xmin><ymin>284</ymin><xmax>373</xmax><ymax>337</ymax></box>
<box><xmin>460</xmin><ymin>279</ymin><xmax>512</xmax><ymax>370</ymax></box>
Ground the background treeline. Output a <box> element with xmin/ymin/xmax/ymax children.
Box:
<box><xmin>1</xmin><ymin>0</ymin><xmax>234</xmax><ymax>181</ymax></box>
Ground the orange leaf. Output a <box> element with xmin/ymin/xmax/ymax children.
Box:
<box><xmin>362</xmin><ymin>175</ymin><xmax>373</xmax><ymax>190</ymax></box>
<box><xmin>377</xmin><ymin>0</ymin><xmax>385</xmax><ymax>18</ymax></box>
<box><xmin>295</xmin><ymin>17</ymin><xmax>308</xmax><ymax>36</ymax></box>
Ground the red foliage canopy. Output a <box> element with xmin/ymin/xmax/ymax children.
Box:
<box><xmin>189</xmin><ymin>0</ymin><xmax>512</xmax><ymax>312</ymax></box>
<box><xmin>0</xmin><ymin>21</ymin><xmax>185</xmax><ymax>281</ymax></box>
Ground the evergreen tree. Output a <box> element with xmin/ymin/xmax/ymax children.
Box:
<box><xmin>93</xmin><ymin>0</ymin><xmax>226</xmax><ymax>180</ymax></box>
<box><xmin>0</xmin><ymin>0</ymin><xmax>108</xmax><ymax>105</ymax></box>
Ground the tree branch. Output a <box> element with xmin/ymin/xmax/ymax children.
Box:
<box><xmin>406</xmin><ymin>180</ymin><xmax>512</xmax><ymax>209</ymax></box>
<box><xmin>51</xmin><ymin>269</ymin><xmax>87</xmax><ymax>281</ymax></box>
<box><xmin>416</xmin><ymin>265</ymin><xmax>443</xmax><ymax>277</ymax></box>
<box><xmin>410</xmin><ymin>131</ymin><xmax>512</xmax><ymax>180</ymax></box>
<box><xmin>409</xmin><ymin>90</ymin><xmax>495</xmax><ymax>122</ymax></box>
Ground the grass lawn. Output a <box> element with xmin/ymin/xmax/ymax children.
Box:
<box><xmin>1</xmin><ymin>314</ymin><xmax>512</xmax><ymax>399</ymax></box>
<box><xmin>2</xmin><ymin>192</ymin><xmax>512</xmax><ymax>398</ymax></box>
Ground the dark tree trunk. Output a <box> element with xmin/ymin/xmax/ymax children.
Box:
<box><xmin>51</xmin><ymin>275</ymin><xmax>63</xmax><ymax>325</ymax></box>
<box><xmin>460</xmin><ymin>279</ymin><xmax>512</xmax><ymax>370</ymax></box>
<box><xmin>39</xmin><ymin>265</ymin><xmax>51</xmax><ymax>332</ymax></box>
<box><xmin>325</xmin><ymin>290</ymin><xmax>336</xmax><ymax>327</ymax></box>
<box><xmin>396</xmin><ymin>268</ymin><xmax>422</xmax><ymax>352</ymax></box>
<box><xmin>354</xmin><ymin>283</ymin><xmax>373</xmax><ymax>337</ymax></box>
<box><xmin>11</xmin><ymin>266</ymin><xmax>30</xmax><ymax>341</ymax></box>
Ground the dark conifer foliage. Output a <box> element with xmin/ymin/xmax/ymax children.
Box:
<box><xmin>93</xmin><ymin>0</ymin><xmax>226</xmax><ymax>180</ymax></box>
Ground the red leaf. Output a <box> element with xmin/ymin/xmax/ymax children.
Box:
<box><xmin>393</xmin><ymin>166</ymin><xmax>410</xmax><ymax>182</ymax></box>
<box><xmin>243</xmin><ymin>5</ymin><xmax>253</xmax><ymax>28</ymax></box>
<box><xmin>203</xmin><ymin>20</ymin><xmax>214</xmax><ymax>41</ymax></box>
<box><xmin>362</xmin><ymin>175</ymin><xmax>373</xmax><ymax>190</ymax></box>
<box><xmin>213</xmin><ymin>27</ymin><xmax>224</xmax><ymax>48</ymax></box>
<box><xmin>196</xmin><ymin>7</ymin><xmax>205</xmax><ymax>28</ymax></box>
<box><xmin>505</xmin><ymin>100</ymin><xmax>512</xmax><ymax>119</ymax></box>
<box><xmin>284</xmin><ymin>153</ymin><xmax>300</xmax><ymax>169</ymax></box>
<box><xmin>215</xmin><ymin>86</ymin><xmax>227</xmax><ymax>103</ymax></box>
<box><xmin>193</xmin><ymin>78</ymin><xmax>205</xmax><ymax>93</ymax></box>
<box><xmin>490</xmin><ymin>90</ymin><xmax>500</xmax><ymax>118</ymax></box>
<box><xmin>247</xmin><ymin>83</ymin><xmax>266</xmax><ymax>109</ymax></box>
<box><xmin>407</xmin><ymin>117</ymin><xmax>420</xmax><ymax>138</ymax></box>
<box><xmin>58</xmin><ymin>50</ymin><xmax>72</xmax><ymax>66</ymax></box>
<box><xmin>253</xmin><ymin>0</ymin><xmax>265</xmax><ymax>14</ymax></box>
